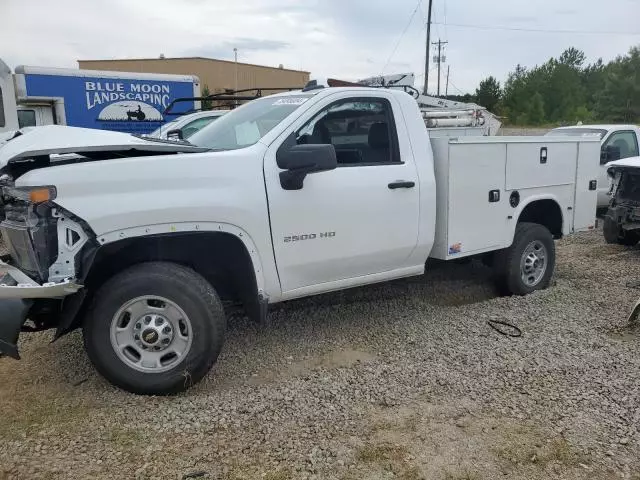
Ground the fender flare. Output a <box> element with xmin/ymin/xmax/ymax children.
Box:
<box><xmin>96</xmin><ymin>221</ymin><xmax>268</xmax><ymax>294</ymax></box>
<box><xmin>508</xmin><ymin>193</ymin><xmax>565</xmax><ymax>237</ymax></box>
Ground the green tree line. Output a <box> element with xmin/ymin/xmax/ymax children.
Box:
<box><xmin>458</xmin><ymin>45</ymin><xmax>640</xmax><ymax>126</ymax></box>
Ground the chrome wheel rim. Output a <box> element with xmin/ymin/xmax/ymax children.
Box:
<box><xmin>109</xmin><ymin>295</ymin><xmax>192</xmax><ymax>373</ymax></box>
<box><xmin>520</xmin><ymin>240</ymin><xmax>547</xmax><ymax>288</ymax></box>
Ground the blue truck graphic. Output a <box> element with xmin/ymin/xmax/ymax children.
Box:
<box><xmin>0</xmin><ymin>60</ymin><xmax>200</xmax><ymax>135</ymax></box>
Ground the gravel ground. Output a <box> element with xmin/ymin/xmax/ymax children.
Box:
<box><xmin>1</xmin><ymin>230</ymin><xmax>640</xmax><ymax>480</ymax></box>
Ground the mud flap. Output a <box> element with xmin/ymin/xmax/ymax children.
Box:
<box><xmin>0</xmin><ymin>299</ymin><xmax>33</xmax><ymax>359</ymax></box>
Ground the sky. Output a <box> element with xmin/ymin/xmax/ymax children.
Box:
<box><xmin>2</xmin><ymin>0</ymin><xmax>639</xmax><ymax>93</ymax></box>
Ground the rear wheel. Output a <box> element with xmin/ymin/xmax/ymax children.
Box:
<box><xmin>494</xmin><ymin>222</ymin><xmax>555</xmax><ymax>296</ymax></box>
<box><xmin>83</xmin><ymin>262</ymin><xmax>225</xmax><ymax>395</ymax></box>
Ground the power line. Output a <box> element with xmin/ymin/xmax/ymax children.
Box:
<box><xmin>381</xmin><ymin>0</ymin><xmax>423</xmax><ymax>74</ymax></box>
<box><xmin>446</xmin><ymin>78</ymin><xmax>466</xmax><ymax>96</ymax></box>
<box><xmin>432</xmin><ymin>21</ymin><xmax>640</xmax><ymax>36</ymax></box>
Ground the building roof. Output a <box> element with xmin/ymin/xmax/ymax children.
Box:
<box><xmin>77</xmin><ymin>56</ymin><xmax>310</xmax><ymax>74</ymax></box>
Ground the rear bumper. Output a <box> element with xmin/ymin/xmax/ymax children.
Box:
<box><xmin>0</xmin><ymin>260</ymin><xmax>83</xmax><ymax>299</ymax></box>
<box><xmin>0</xmin><ymin>299</ymin><xmax>33</xmax><ymax>359</ymax></box>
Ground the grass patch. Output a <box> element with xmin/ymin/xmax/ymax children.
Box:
<box><xmin>493</xmin><ymin>435</ymin><xmax>580</xmax><ymax>468</ymax></box>
<box><xmin>398</xmin><ymin>466</ymin><xmax>422</xmax><ymax>480</ymax></box>
<box><xmin>444</xmin><ymin>469</ymin><xmax>480</xmax><ymax>480</ymax></box>
<box><xmin>221</xmin><ymin>469</ymin><xmax>291</xmax><ymax>480</ymax></box>
<box><xmin>263</xmin><ymin>471</ymin><xmax>292</xmax><ymax>480</ymax></box>
<box><xmin>0</xmin><ymin>393</ymin><xmax>91</xmax><ymax>438</ymax></box>
<box><xmin>356</xmin><ymin>443</ymin><xmax>410</xmax><ymax>463</ymax></box>
<box><xmin>107</xmin><ymin>427</ymin><xmax>145</xmax><ymax>449</ymax></box>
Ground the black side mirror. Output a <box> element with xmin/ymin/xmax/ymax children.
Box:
<box><xmin>166</xmin><ymin>128</ymin><xmax>183</xmax><ymax>141</ymax></box>
<box><xmin>601</xmin><ymin>145</ymin><xmax>621</xmax><ymax>163</ymax></box>
<box><xmin>277</xmin><ymin>143</ymin><xmax>337</xmax><ymax>190</ymax></box>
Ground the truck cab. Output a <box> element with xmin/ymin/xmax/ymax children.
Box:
<box><xmin>546</xmin><ymin>125</ymin><xmax>640</xmax><ymax>209</ymax></box>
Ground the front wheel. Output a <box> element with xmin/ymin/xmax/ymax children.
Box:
<box><xmin>494</xmin><ymin>222</ymin><xmax>556</xmax><ymax>296</ymax></box>
<box><xmin>83</xmin><ymin>262</ymin><xmax>225</xmax><ymax>395</ymax></box>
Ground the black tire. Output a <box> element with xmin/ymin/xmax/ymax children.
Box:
<box><xmin>83</xmin><ymin>262</ymin><xmax>225</xmax><ymax>395</ymax></box>
<box><xmin>603</xmin><ymin>214</ymin><xmax>639</xmax><ymax>246</ymax></box>
<box><xmin>493</xmin><ymin>222</ymin><xmax>555</xmax><ymax>296</ymax></box>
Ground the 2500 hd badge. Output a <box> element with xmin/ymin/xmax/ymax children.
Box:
<box><xmin>284</xmin><ymin>231</ymin><xmax>336</xmax><ymax>243</ymax></box>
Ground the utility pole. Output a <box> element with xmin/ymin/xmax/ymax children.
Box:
<box><xmin>432</xmin><ymin>39</ymin><xmax>448</xmax><ymax>96</ymax></box>
<box><xmin>233</xmin><ymin>47</ymin><xmax>239</xmax><ymax>107</ymax></box>
<box><xmin>423</xmin><ymin>0</ymin><xmax>433</xmax><ymax>95</ymax></box>
<box><xmin>233</xmin><ymin>48</ymin><xmax>238</xmax><ymax>92</ymax></box>
<box><xmin>445</xmin><ymin>65</ymin><xmax>450</xmax><ymax>96</ymax></box>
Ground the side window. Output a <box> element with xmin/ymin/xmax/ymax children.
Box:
<box><xmin>603</xmin><ymin>131</ymin><xmax>639</xmax><ymax>163</ymax></box>
<box><xmin>296</xmin><ymin>98</ymin><xmax>400</xmax><ymax>165</ymax></box>
<box><xmin>17</xmin><ymin>110</ymin><xmax>36</xmax><ymax>129</ymax></box>
<box><xmin>0</xmin><ymin>86</ymin><xmax>4</xmax><ymax>128</ymax></box>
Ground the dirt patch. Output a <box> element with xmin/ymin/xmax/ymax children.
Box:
<box><xmin>349</xmin><ymin>400</ymin><xmax>605</xmax><ymax>480</ymax></box>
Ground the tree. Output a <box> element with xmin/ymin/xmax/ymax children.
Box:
<box><xmin>527</xmin><ymin>92</ymin><xmax>546</xmax><ymax>125</ymax></box>
<box><xmin>201</xmin><ymin>85</ymin><xmax>213</xmax><ymax>111</ymax></box>
<box><xmin>596</xmin><ymin>46</ymin><xmax>640</xmax><ymax>122</ymax></box>
<box><xmin>475</xmin><ymin>76</ymin><xmax>502</xmax><ymax>112</ymax></box>
<box><xmin>559</xmin><ymin>47</ymin><xmax>586</xmax><ymax>68</ymax></box>
<box><xmin>475</xmin><ymin>44</ymin><xmax>639</xmax><ymax>126</ymax></box>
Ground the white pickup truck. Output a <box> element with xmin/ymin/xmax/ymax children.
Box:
<box><xmin>546</xmin><ymin>124</ymin><xmax>640</xmax><ymax>209</ymax></box>
<box><xmin>0</xmin><ymin>85</ymin><xmax>599</xmax><ymax>394</ymax></box>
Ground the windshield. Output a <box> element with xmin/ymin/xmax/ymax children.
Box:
<box><xmin>188</xmin><ymin>94</ymin><xmax>313</xmax><ymax>150</ymax></box>
<box><xmin>545</xmin><ymin>128</ymin><xmax>608</xmax><ymax>139</ymax></box>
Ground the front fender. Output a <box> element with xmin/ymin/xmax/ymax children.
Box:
<box><xmin>97</xmin><ymin>221</ymin><xmax>269</xmax><ymax>296</ymax></box>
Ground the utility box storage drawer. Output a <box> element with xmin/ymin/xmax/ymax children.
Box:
<box><xmin>506</xmin><ymin>142</ymin><xmax>577</xmax><ymax>190</ymax></box>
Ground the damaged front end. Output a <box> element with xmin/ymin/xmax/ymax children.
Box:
<box><xmin>0</xmin><ymin>177</ymin><xmax>88</xmax><ymax>358</ymax></box>
<box><xmin>603</xmin><ymin>163</ymin><xmax>640</xmax><ymax>245</ymax></box>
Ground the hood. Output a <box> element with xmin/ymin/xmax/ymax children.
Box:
<box><xmin>0</xmin><ymin>125</ymin><xmax>207</xmax><ymax>172</ymax></box>
<box><xmin>606</xmin><ymin>156</ymin><xmax>640</xmax><ymax>176</ymax></box>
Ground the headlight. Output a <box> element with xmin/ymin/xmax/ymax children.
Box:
<box><xmin>2</xmin><ymin>186</ymin><xmax>57</xmax><ymax>204</ymax></box>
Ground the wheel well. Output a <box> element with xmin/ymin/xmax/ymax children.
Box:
<box><xmin>517</xmin><ymin>199</ymin><xmax>563</xmax><ymax>238</ymax></box>
<box><xmin>65</xmin><ymin>232</ymin><xmax>261</xmax><ymax>329</ymax></box>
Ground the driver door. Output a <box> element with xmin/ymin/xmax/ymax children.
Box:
<box><xmin>263</xmin><ymin>92</ymin><xmax>420</xmax><ymax>295</ymax></box>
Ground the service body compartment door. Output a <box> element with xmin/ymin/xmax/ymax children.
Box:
<box><xmin>506</xmin><ymin>142</ymin><xmax>576</xmax><ymax>190</ymax></box>
<box><xmin>572</xmin><ymin>140</ymin><xmax>600</xmax><ymax>231</ymax></box>
<box><xmin>446</xmin><ymin>142</ymin><xmax>507</xmax><ymax>257</ymax></box>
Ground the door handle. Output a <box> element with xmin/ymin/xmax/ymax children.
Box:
<box><xmin>388</xmin><ymin>180</ymin><xmax>415</xmax><ymax>189</ymax></box>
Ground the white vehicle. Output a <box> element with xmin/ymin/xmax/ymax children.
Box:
<box><xmin>0</xmin><ymin>58</ymin><xmax>200</xmax><ymax>136</ymax></box>
<box><xmin>546</xmin><ymin>125</ymin><xmax>640</xmax><ymax>208</ymax></box>
<box><xmin>148</xmin><ymin>110</ymin><xmax>229</xmax><ymax>140</ymax></box>
<box><xmin>0</xmin><ymin>84</ymin><xmax>599</xmax><ymax>394</ymax></box>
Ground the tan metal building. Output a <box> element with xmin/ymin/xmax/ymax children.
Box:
<box><xmin>77</xmin><ymin>57</ymin><xmax>310</xmax><ymax>94</ymax></box>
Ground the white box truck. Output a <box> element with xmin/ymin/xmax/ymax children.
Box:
<box><xmin>0</xmin><ymin>58</ymin><xmax>199</xmax><ymax>138</ymax></box>
<box><xmin>0</xmin><ymin>82</ymin><xmax>600</xmax><ymax>394</ymax></box>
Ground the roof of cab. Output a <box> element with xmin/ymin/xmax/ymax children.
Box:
<box><xmin>268</xmin><ymin>86</ymin><xmax>407</xmax><ymax>100</ymax></box>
